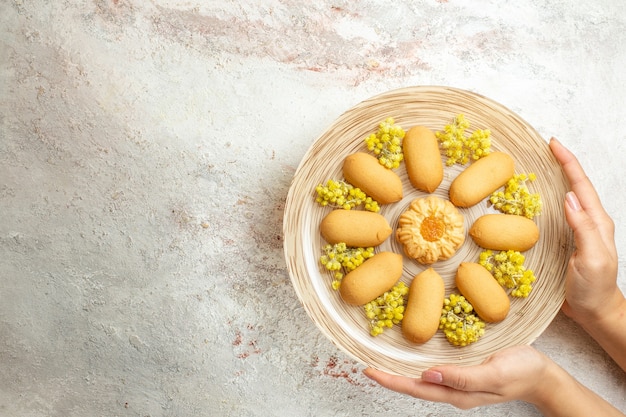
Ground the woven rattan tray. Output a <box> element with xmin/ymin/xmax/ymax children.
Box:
<box><xmin>283</xmin><ymin>86</ymin><xmax>574</xmax><ymax>377</ymax></box>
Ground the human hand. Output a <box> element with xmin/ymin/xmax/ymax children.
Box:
<box><xmin>362</xmin><ymin>139</ymin><xmax>626</xmax><ymax>415</ymax></box>
<box><xmin>549</xmin><ymin>138</ymin><xmax>621</xmax><ymax>325</ymax></box>
<box><xmin>364</xmin><ymin>344</ymin><xmax>625</xmax><ymax>416</ymax></box>
<box><xmin>363</xmin><ymin>345</ymin><xmax>552</xmax><ymax>410</ymax></box>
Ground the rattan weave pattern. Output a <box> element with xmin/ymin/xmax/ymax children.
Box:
<box><xmin>283</xmin><ymin>86</ymin><xmax>574</xmax><ymax>377</ymax></box>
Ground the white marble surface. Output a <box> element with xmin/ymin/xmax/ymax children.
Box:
<box><xmin>1</xmin><ymin>1</ymin><xmax>625</xmax><ymax>416</ymax></box>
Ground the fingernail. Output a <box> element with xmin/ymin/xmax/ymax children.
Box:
<box><xmin>422</xmin><ymin>370</ymin><xmax>443</xmax><ymax>384</ymax></box>
<box><xmin>549</xmin><ymin>137</ymin><xmax>562</xmax><ymax>150</ymax></box>
<box><xmin>566</xmin><ymin>191</ymin><xmax>581</xmax><ymax>212</ymax></box>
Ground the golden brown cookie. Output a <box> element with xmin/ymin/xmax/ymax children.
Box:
<box><xmin>403</xmin><ymin>126</ymin><xmax>444</xmax><ymax>193</ymax></box>
<box><xmin>396</xmin><ymin>196</ymin><xmax>465</xmax><ymax>264</ymax></box>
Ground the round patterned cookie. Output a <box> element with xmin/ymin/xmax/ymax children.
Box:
<box><xmin>396</xmin><ymin>196</ymin><xmax>465</xmax><ymax>264</ymax></box>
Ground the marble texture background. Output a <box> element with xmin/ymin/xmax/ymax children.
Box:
<box><xmin>1</xmin><ymin>1</ymin><xmax>625</xmax><ymax>416</ymax></box>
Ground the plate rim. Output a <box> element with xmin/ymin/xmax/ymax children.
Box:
<box><xmin>283</xmin><ymin>85</ymin><xmax>574</xmax><ymax>376</ymax></box>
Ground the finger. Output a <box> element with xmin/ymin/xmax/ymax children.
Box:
<box><xmin>564</xmin><ymin>191</ymin><xmax>615</xmax><ymax>259</ymax></box>
<box><xmin>363</xmin><ymin>368</ymin><xmax>496</xmax><ymax>409</ymax></box>
<box><xmin>550</xmin><ymin>138</ymin><xmax>615</xmax><ymax>254</ymax></box>
<box><xmin>367</xmin><ymin>362</ymin><xmax>500</xmax><ymax>395</ymax></box>
<box><xmin>362</xmin><ymin>368</ymin><xmax>424</xmax><ymax>397</ymax></box>
<box><xmin>428</xmin><ymin>363</ymin><xmax>503</xmax><ymax>394</ymax></box>
<box><xmin>549</xmin><ymin>138</ymin><xmax>604</xmax><ymax>214</ymax></box>
<box><xmin>421</xmin><ymin>369</ymin><xmax>497</xmax><ymax>407</ymax></box>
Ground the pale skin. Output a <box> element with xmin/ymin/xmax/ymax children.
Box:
<box><xmin>363</xmin><ymin>138</ymin><xmax>626</xmax><ymax>416</ymax></box>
